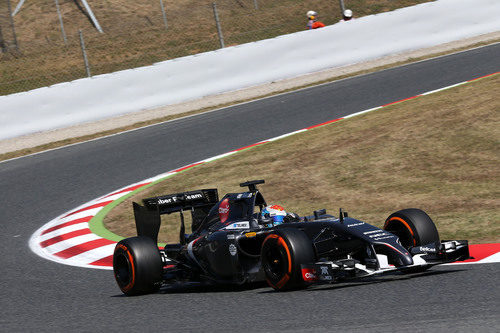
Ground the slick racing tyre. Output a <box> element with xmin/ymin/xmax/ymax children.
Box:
<box><xmin>261</xmin><ymin>228</ymin><xmax>315</xmax><ymax>291</ymax></box>
<box><xmin>384</xmin><ymin>208</ymin><xmax>440</xmax><ymax>250</ymax></box>
<box><xmin>113</xmin><ymin>236</ymin><xmax>163</xmax><ymax>296</ymax></box>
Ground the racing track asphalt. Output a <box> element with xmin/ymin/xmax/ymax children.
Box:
<box><xmin>1</xmin><ymin>43</ymin><xmax>499</xmax><ymax>332</ymax></box>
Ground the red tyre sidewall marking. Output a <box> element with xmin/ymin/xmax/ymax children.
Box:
<box><xmin>115</xmin><ymin>244</ymin><xmax>136</xmax><ymax>292</ymax></box>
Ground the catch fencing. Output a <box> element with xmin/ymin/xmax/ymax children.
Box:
<box><xmin>0</xmin><ymin>0</ymin><xmax>427</xmax><ymax>96</ymax></box>
<box><xmin>0</xmin><ymin>0</ymin><xmax>342</xmax><ymax>96</ymax></box>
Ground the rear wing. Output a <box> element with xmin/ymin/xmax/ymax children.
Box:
<box><xmin>133</xmin><ymin>189</ymin><xmax>219</xmax><ymax>244</ymax></box>
<box><xmin>142</xmin><ymin>189</ymin><xmax>219</xmax><ymax>214</ymax></box>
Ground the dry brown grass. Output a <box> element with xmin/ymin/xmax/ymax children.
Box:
<box><xmin>104</xmin><ymin>74</ymin><xmax>500</xmax><ymax>244</ymax></box>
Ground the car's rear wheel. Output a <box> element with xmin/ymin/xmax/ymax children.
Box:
<box><xmin>113</xmin><ymin>236</ymin><xmax>163</xmax><ymax>296</ymax></box>
<box><xmin>384</xmin><ymin>208</ymin><xmax>440</xmax><ymax>250</ymax></box>
<box><xmin>261</xmin><ymin>228</ymin><xmax>315</xmax><ymax>291</ymax></box>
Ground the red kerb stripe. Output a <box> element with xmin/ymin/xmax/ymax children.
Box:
<box><xmin>41</xmin><ymin>216</ymin><xmax>93</xmax><ymax>235</ymax></box>
<box><xmin>40</xmin><ymin>228</ymin><xmax>92</xmax><ymax>248</ymax></box>
<box><xmin>382</xmin><ymin>95</ymin><xmax>420</xmax><ymax>107</ymax></box>
<box><xmin>53</xmin><ymin>238</ymin><xmax>116</xmax><ymax>259</ymax></box>
<box><xmin>306</xmin><ymin>118</ymin><xmax>342</xmax><ymax>130</ymax></box>
<box><xmin>103</xmin><ymin>183</ymin><xmax>151</xmax><ymax>198</ymax></box>
<box><xmin>457</xmin><ymin>243</ymin><xmax>500</xmax><ymax>263</ymax></box>
<box><xmin>90</xmin><ymin>255</ymin><xmax>114</xmax><ymax>267</ymax></box>
<box><xmin>173</xmin><ymin>162</ymin><xmax>204</xmax><ymax>173</ymax></box>
<box><xmin>233</xmin><ymin>141</ymin><xmax>268</xmax><ymax>152</ymax></box>
<box><xmin>63</xmin><ymin>200</ymin><xmax>113</xmax><ymax>218</ymax></box>
<box><xmin>467</xmin><ymin>72</ymin><xmax>499</xmax><ymax>82</ymax></box>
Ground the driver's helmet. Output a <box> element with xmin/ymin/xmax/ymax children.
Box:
<box><xmin>307</xmin><ymin>10</ymin><xmax>318</xmax><ymax>20</ymax></box>
<box><xmin>261</xmin><ymin>205</ymin><xmax>287</xmax><ymax>225</ymax></box>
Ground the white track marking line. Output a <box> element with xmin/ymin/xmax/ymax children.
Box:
<box><xmin>421</xmin><ymin>82</ymin><xmax>467</xmax><ymax>95</ymax></box>
<box><xmin>203</xmin><ymin>152</ymin><xmax>239</xmax><ymax>163</ymax></box>
<box><xmin>267</xmin><ymin>129</ymin><xmax>308</xmax><ymax>141</ymax></box>
<box><xmin>343</xmin><ymin>106</ymin><xmax>383</xmax><ymax>119</ymax></box>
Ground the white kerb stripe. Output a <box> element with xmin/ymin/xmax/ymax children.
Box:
<box><xmin>37</xmin><ymin>223</ymin><xmax>90</xmax><ymax>242</ymax></box>
<box><xmin>421</xmin><ymin>82</ymin><xmax>467</xmax><ymax>95</ymax></box>
<box><xmin>68</xmin><ymin>244</ymin><xmax>116</xmax><ymax>265</ymax></box>
<box><xmin>479</xmin><ymin>252</ymin><xmax>500</xmax><ymax>264</ymax></box>
<box><xmin>344</xmin><ymin>106</ymin><xmax>383</xmax><ymax>119</ymax></box>
<box><xmin>42</xmin><ymin>234</ymin><xmax>102</xmax><ymax>254</ymax></box>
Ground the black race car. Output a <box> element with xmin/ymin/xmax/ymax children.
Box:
<box><xmin>113</xmin><ymin>180</ymin><xmax>470</xmax><ymax>295</ymax></box>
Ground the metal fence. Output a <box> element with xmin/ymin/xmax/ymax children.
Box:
<box><xmin>0</xmin><ymin>0</ymin><xmax>426</xmax><ymax>96</ymax></box>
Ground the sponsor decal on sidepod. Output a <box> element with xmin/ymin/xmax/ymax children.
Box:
<box><xmin>218</xmin><ymin>198</ymin><xmax>230</xmax><ymax>223</ymax></box>
<box><xmin>301</xmin><ymin>268</ymin><xmax>318</xmax><ymax>281</ymax></box>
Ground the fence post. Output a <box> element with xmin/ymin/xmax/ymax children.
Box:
<box><xmin>253</xmin><ymin>0</ymin><xmax>259</xmax><ymax>10</ymax></box>
<box><xmin>7</xmin><ymin>0</ymin><xmax>19</xmax><ymax>51</ymax></box>
<box><xmin>80</xmin><ymin>0</ymin><xmax>103</xmax><ymax>33</ymax></box>
<box><xmin>159</xmin><ymin>0</ymin><xmax>168</xmax><ymax>30</ymax></box>
<box><xmin>338</xmin><ymin>0</ymin><xmax>346</xmax><ymax>14</ymax></box>
<box><xmin>0</xmin><ymin>26</ymin><xmax>7</xmax><ymax>53</ymax></box>
<box><xmin>12</xmin><ymin>0</ymin><xmax>26</xmax><ymax>16</ymax></box>
<box><xmin>55</xmin><ymin>0</ymin><xmax>67</xmax><ymax>44</ymax></box>
<box><xmin>212</xmin><ymin>2</ymin><xmax>225</xmax><ymax>48</ymax></box>
<box><xmin>78</xmin><ymin>30</ymin><xmax>91</xmax><ymax>77</ymax></box>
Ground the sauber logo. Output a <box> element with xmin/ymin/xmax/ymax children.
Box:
<box><xmin>219</xmin><ymin>198</ymin><xmax>230</xmax><ymax>223</ymax></box>
<box><xmin>301</xmin><ymin>268</ymin><xmax>318</xmax><ymax>282</ymax></box>
<box><xmin>186</xmin><ymin>193</ymin><xmax>203</xmax><ymax>200</ymax></box>
<box><xmin>158</xmin><ymin>197</ymin><xmax>175</xmax><ymax>205</ymax></box>
<box><xmin>157</xmin><ymin>193</ymin><xmax>202</xmax><ymax>205</ymax></box>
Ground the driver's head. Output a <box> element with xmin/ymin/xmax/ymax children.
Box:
<box><xmin>262</xmin><ymin>205</ymin><xmax>287</xmax><ymax>225</ymax></box>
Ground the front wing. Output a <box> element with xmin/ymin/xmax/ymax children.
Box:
<box><xmin>301</xmin><ymin>240</ymin><xmax>470</xmax><ymax>284</ymax></box>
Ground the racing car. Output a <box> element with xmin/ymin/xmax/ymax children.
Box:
<box><xmin>113</xmin><ymin>180</ymin><xmax>470</xmax><ymax>295</ymax></box>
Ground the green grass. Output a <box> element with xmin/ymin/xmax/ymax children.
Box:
<box><xmin>103</xmin><ymin>74</ymin><xmax>500</xmax><ymax>245</ymax></box>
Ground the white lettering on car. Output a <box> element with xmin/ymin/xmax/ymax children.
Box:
<box><xmin>224</xmin><ymin>222</ymin><xmax>250</xmax><ymax>230</ymax></box>
<box><xmin>229</xmin><ymin>244</ymin><xmax>237</xmax><ymax>256</ymax></box>
<box><xmin>158</xmin><ymin>198</ymin><xmax>172</xmax><ymax>204</ymax></box>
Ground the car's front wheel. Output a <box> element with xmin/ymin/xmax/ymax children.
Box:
<box><xmin>261</xmin><ymin>228</ymin><xmax>315</xmax><ymax>291</ymax></box>
<box><xmin>384</xmin><ymin>208</ymin><xmax>440</xmax><ymax>249</ymax></box>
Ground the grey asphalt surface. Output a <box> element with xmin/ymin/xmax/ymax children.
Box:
<box><xmin>1</xmin><ymin>43</ymin><xmax>499</xmax><ymax>332</ymax></box>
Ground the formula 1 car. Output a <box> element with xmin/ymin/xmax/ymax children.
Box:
<box><xmin>113</xmin><ymin>180</ymin><xmax>470</xmax><ymax>295</ymax></box>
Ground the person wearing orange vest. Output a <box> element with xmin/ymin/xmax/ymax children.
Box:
<box><xmin>306</xmin><ymin>10</ymin><xmax>326</xmax><ymax>29</ymax></box>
